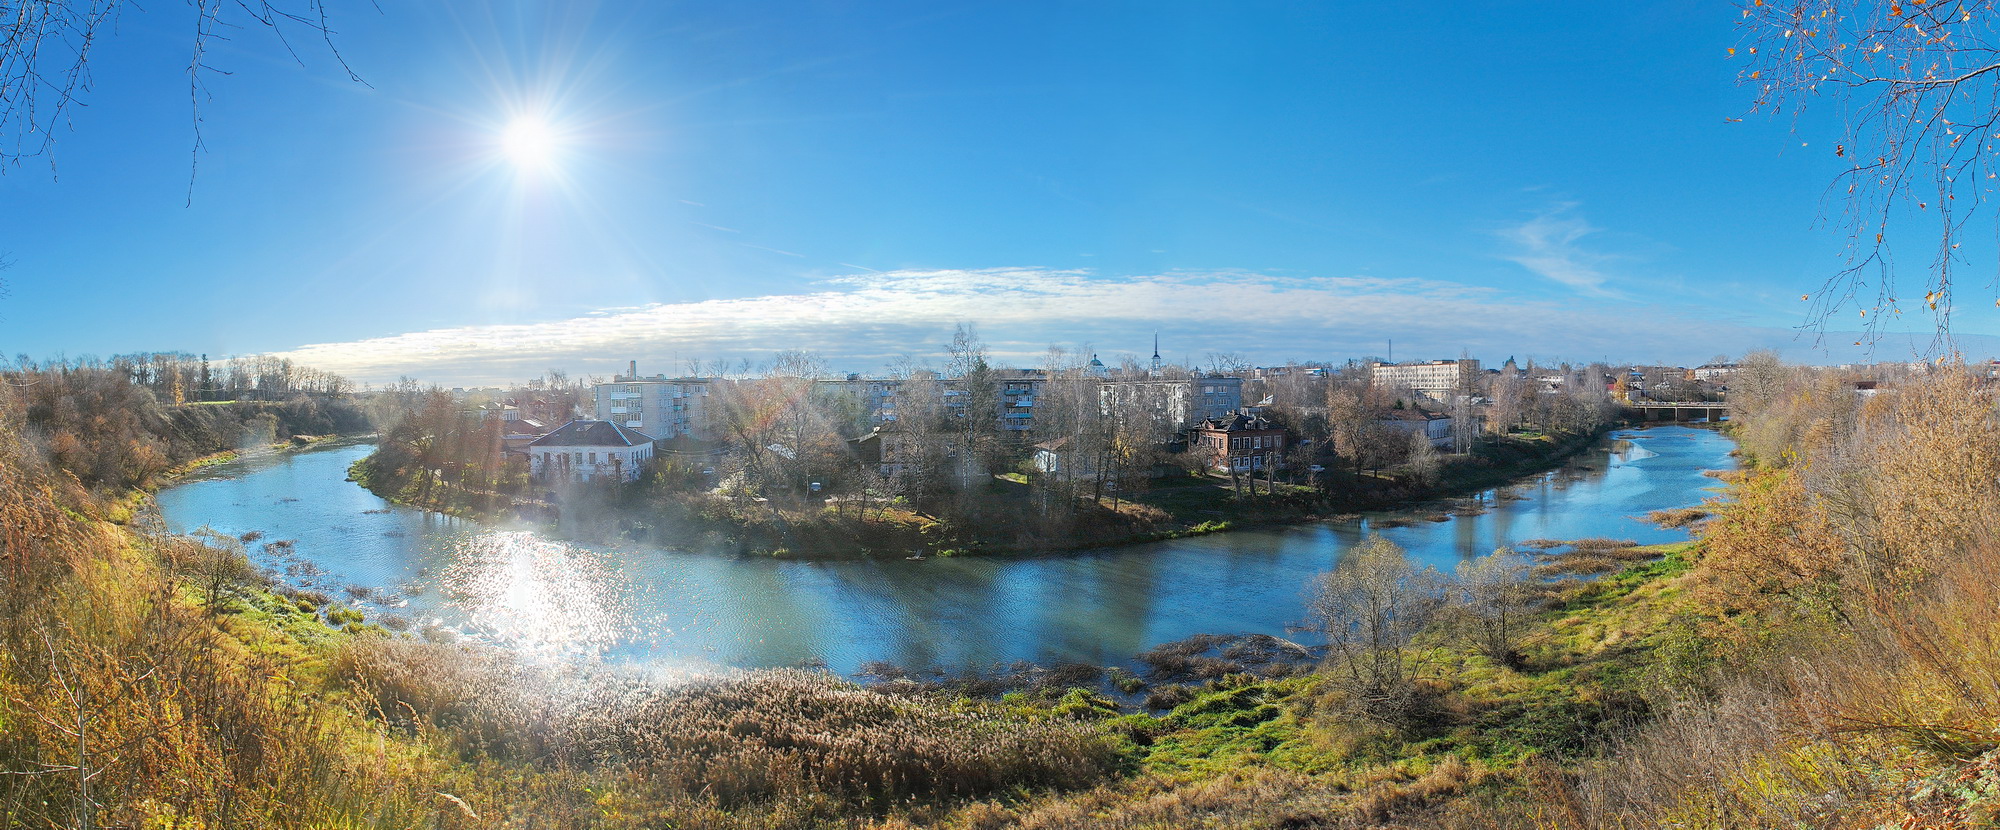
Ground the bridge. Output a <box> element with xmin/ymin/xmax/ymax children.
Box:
<box><xmin>1623</xmin><ymin>400</ymin><xmax>1728</xmax><ymax>422</ymax></box>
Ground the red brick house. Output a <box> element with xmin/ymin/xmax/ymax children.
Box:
<box><xmin>1191</xmin><ymin>412</ymin><xmax>1286</xmax><ymax>474</ymax></box>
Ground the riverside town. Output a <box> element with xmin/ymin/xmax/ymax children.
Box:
<box><xmin>10</xmin><ymin>3</ymin><xmax>2000</xmax><ymax>828</ymax></box>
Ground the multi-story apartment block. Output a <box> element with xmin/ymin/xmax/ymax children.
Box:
<box><xmin>995</xmin><ymin>370</ymin><xmax>1044</xmax><ymax>432</ymax></box>
<box><xmin>1097</xmin><ymin>376</ymin><xmax>1244</xmax><ymax>431</ymax></box>
<box><xmin>1370</xmin><ymin>359</ymin><xmax>1481</xmax><ymax>400</ymax></box>
<box><xmin>819</xmin><ymin>376</ymin><xmax>905</xmax><ymax>424</ymax></box>
<box><xmin>817</xmin><ymin>370</ymin><xmax>1247</xmax><ymax>438</ymax></box>
<box><xmin>592</xmin><ymin>367</ymin><xmax>722</xmax><ymax>442</ymax></box>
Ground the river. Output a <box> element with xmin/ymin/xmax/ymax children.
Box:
<box><xmin>155</xmin><ymin>425</ymin><xmax>1734</xmax><ymax>675</ymax></box>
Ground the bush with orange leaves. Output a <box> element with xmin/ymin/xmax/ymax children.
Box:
<box><xmin>1702</xmin><ymin>364</ymin><xmax>2000</xmax><ymax>607</ymax></box>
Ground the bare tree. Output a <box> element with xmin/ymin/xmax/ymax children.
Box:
<box><xmin>1203</xmin><ymin>351</ymin><xmax>1251</xmax><ymax>375</ymax></box>
<box><xmin>1451</xmin><ymin>548</ymin><xmax>1539</xmax><ymax>668</ymax></box>
<box><xmin>945</xmin><ymin>324</ymin><xmax>1000</xmax><ymax>493</ymax></box>
<box><xmin>1405</xmin><ymin>428</ymin><xmax>1440</xmax><ymax>486</ymax></box>
<box><xmin>1739</xmin><ymin>0</ymin><xmax>2000</xmax><ymax>345</ymax></box>
<box><xmin>1310</xmin><ymin>535</ymin><xmax>1447</xmax><ymax>727</ymax></box>
<box><xmin>1</xmin><ymin>0</ymin><xmax>365</xmax><ymax>191</ymax></box>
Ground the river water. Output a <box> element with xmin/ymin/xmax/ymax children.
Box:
<box><xmin>155</xmin><ymin>426</ymin><xmax>1733</xmax><ymax>675</ymax></box>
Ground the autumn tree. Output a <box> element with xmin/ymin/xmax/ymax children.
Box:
<box><xmin>1029</xmin><ymin>347</ymin><xmax>1105</xmax><ymax>510</ymax></box>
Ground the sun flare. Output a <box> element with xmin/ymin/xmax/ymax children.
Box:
<box><xmin>500</xmin><ymin>117</ymin><xmax>559</xmax><ymax>169</ymax></box>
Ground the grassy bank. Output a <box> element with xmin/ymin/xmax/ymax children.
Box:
<box><xmin>7</xmin><ymin>366</ymin><xmax>1863</xmax><ymax>828</ymax></box>
<box><xmin>9</xmin><ymin>427</ymin><xmax>1721</xmax><ymax>829</ymax></box>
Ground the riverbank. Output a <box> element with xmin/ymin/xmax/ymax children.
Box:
<box><xmin>348</xmin><ymin>425</ymin><xmax>1629</xmax><ymax>559</ymax></box>
<box><xmin>4</xmin><ymin>352</ymin><xmax>1737</xmax><ymax>828</ymax></box>
<box><xmin>160</xmin><ymin>430</ymin><xmax>1729</xmax><ymax>674</ymax></box>
<box><xmin>105</xmin><ymin>433</ymin><xmax>365</xmax><ymax>526</ymax></box>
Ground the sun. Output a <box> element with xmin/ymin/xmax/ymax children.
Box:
<box><xmin>500</xmin><ymin>117</ymin><xmax>560</xmax><ymax>169</ymax></box>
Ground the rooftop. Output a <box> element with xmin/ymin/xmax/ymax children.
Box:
<box><xmin>1195</xmin><ymin>412</ymin><xmax>1281</xmax><ymax>432</ymax></box>
<box><xmin>526</xmin><ymin>420</ymin><xmax>656</xmax><ymax>448</ymax></box>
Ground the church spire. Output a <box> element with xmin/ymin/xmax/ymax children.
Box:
<box><xmin>1150</xmin><ymin>332</ymin><xmax>1162</xmax><ymax>375</ymax></box>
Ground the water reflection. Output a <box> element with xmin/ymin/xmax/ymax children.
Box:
<box><xmin>156</xmin><ymin>427</ymin><xmax>1735</xmax><ymax>675</ymax></box>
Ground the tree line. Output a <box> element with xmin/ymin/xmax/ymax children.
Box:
<box><xmin>0</xmin><ymin>355</ymin><xmax>366</xmax><ymax>492</ymax></box>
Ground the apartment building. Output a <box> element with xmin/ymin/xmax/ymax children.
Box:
<box><xmin>995</xmin><ymin>370</ymin><xmax>1044</xmax><ymax>433</ymax></box>
<box><xmin>819</xmin><ymin>376</ymin><xmax>905</xmax><ymax>424</ymax></box>
<box><xmin>592</xmin><ymin>369</ymin><xmax>723</xmax><ymax>441</ymax></box>
<box><xmin>1371</xmin><ymin>359</ymin><xmax>1481</xmax><ymax>400</ymax></box>
<box><xmin>1097</xmin><ymin>376</ymin><xmax>1244</xmax><ymax>431</ymax></box>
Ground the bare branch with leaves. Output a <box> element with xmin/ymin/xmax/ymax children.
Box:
<box><xmin>1739</xmin><ymin>0</ymin><xmax>2000</xmax><ymax>348</ymax></box>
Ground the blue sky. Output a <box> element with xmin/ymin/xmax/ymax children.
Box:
<box><xmin>0</xmin><ymin>1</ymin><xmax>1985</xmax><ymax>384</ymax></box>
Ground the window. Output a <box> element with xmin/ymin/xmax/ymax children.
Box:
<box><xmin>588</xmin><ymin>452</ymin><xmax>597</xmax><ymax>464</ymax></box>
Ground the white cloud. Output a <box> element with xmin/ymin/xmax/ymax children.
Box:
<box><xmin>270</xmin><ymin>267</ymin><xmax>1782</xmax><ymax>385</ymax></box>
<box><xmin>1498</xmin><ymin>204</ymin><xmax>1618</xmax><ymax>295</ymax></box>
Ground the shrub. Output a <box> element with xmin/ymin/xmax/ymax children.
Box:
<box><xmin>568</xmin><ymin>670</ymin><xmax>1123</xmax><ymax>806</ymax></box>
<box><xmin>1310</xmin><ymin>535</ymin><xmax>1447</xmax><ymax>729</ymax></box>
<box><xmin>1108</xmin><ymin>667</ymin><xmax>1147</xmax><ymax>694</ymax></box>
<box><xmin>1143</xmin><ymin>684</ymin><xmax>1198</xmax><ymax>711</ymax></box>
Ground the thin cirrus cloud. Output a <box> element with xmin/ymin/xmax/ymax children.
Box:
<box><xmin>270</xmin><ymin>268</ymin><xmax>1774</xmax><ymax>385</ymax></box>
<box><xmin>1498</xmin><ymin>204</ymin><xmax>1620</xmax><ymax>296</ymax></box>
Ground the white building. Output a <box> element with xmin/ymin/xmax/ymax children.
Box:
<box><xmin>1692</xmin><ymin>363</ymin><xmax>1739</xmax><ymax>382</ymax></box>
<box><xmin>592</xmin><ymin>369</ymin><xmax>722</xmax><ymax>441</ymax></box>
<box><xmin>527</xmin><ymin>420</ymin><xmax>656</xmax><ymax>482</ymax></box>
<box><xmin>1376</xmin><ymin>408</ymin><xmax>1454</xmax><ymax>448</ymax></box>
<box><xmin>1371</xmin><ymin>359</ymin><xmax>1481</xmax><ymax>400</ymax></box>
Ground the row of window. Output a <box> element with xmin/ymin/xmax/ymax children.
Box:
<box><xmin>540</xmin><ymin>451</ymin><xmax>639</xmax><ymax>465</ymax></box>
<box><xmin>1198</xmin><ymin>433</ymin><xmax>1282</xmax><ymax>451</ymax></box>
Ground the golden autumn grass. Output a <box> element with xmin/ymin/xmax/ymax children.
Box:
<box><xmin>16</xmin><ymin>363</ymin><xmax>2000</xmax><ymax>827</ymax></box>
